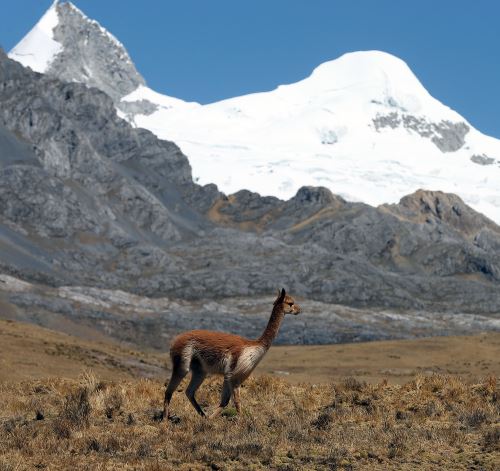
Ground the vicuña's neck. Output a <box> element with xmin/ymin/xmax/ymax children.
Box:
<box><xmin>258</xmin><ymin>303</ymin><xmax>285</xmax><ymax>349</ymax></box>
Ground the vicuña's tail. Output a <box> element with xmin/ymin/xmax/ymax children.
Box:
<box><xmin>170</xmin><ymin>336</ymin><xmax>194</xmax><ymax>375</ymax></box>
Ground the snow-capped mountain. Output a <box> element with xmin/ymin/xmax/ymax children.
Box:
<box><xmin>10</xmin><ymin>0</ymin><xmax>144</xmax><ymax>102</ymax></box>
<box><xmin>9</xmin><ymin>1</ymin><xmax>500</xmax><ymax>222</ymax></box>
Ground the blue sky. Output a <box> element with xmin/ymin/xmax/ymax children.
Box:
<box><xmin>2</xmin><ymin>1</ymin><xmax>500</xmax><ymax>138</ymax></box>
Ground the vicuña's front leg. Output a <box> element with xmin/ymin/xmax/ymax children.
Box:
<box><xmin>232</xmin><ymin>385</ymin><xmax>241</xmax><ymax>414</ymax></box>
<box><xmin>209</xmin><ymin>377</ymin><xmax>233</xmax><ymax>419</ymax></box>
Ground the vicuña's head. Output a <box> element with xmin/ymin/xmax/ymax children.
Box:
<box><xmin>274</xmin><ymin>288</ymin><xmax>301</xmax><ymax>315</ymax></box>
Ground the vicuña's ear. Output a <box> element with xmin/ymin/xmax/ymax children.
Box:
<box><xmin>274</xmin><ymin>288</ymin><xmax>286</xmax><ymax>306</ymax></box>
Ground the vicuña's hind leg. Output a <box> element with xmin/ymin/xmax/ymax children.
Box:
<box><xmin>209</xmin><ymin>377</ymin><xmax>233</xmax><ymax>419</ymax></box>
<box><xmin>162</xmin><ymin>356</ymin><xmax>188</xmax><ymax>420</ymax></box>
<box><xmin>185</xmin><ymin>359</ymin><xmax>207</xmax><ymax>417</ymax></box>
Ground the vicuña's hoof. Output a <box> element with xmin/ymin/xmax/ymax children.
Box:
<box><xmin>153</xmin><ymin>410</ymin><xmax>165</xmax><ymax>422</ymax></box>
<box><xmin>154</xmin><ymin>410</ymin><xmax>181</xmax><ymax>424</ymax></box>
<box><xmin>168</xmin><ymin>414</ymin><xmax>181</xmax><ymax>424</ymax></box>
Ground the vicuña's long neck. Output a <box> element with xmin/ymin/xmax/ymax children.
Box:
<box><xmin>258</xmin><ymin>303</ymin><xmax>285</xmax><ymax>350</ymax></box>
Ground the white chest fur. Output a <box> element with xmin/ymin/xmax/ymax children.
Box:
<box><xmin>234</xmin><ymin>345</ymin><xmax>265</xmax><ymax>377</ymax></box>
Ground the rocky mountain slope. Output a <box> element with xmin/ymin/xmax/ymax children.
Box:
<box><xmin>10</xmin><ymin>1</ymin><xmax>500</xmax><ymax>223</ymax></box>
<box><xmin>1</xmin><ymin>273</ymin><xmax>499</xmax><ymax>348</ymax></box>
<box><xmin>1</xmin><ymin>47</ymin><xmax>500</xmax><ymax>323</ymax></box>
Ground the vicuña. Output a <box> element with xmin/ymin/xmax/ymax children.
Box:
<box><xmin>161</xmin><ymin>288</ymin><xmax>301</xmax><ymax>419</ymax></box>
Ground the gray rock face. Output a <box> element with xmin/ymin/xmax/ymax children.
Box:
<box><xmin>0</xmin><ymin>124</ymin><xmax>40</xmax><ymax>167</ymax></box>
<box><xmin>0</xmin><ymin>164</ymin><xmax>98</xmax><ymax>238</ymax></box>
<box><xmin>373</xmin><ymin>112</ymin><xmax>469</xmax><ymax>152</ymax></box>
<box><xmin>1</xmin><ymin>48</ymin><xmax>500</xmax><ymax>321</ymax></box>
<box><xmin>373</xmin><ymin>112</ymin><xmax>400</xmax><ymax>129</ymax></box>
<box><xmin>2</xmin><ymin>277</ymin><xmax>498</xmax><ymax>348</ymax></box>
<box><xmin>0</xmin><ymin>48</ymin><xmax>215</xmax><ymax>289</ymax></box>
<box><xmin>471</xmin><ymin>154</ymin><xmax>496</xmax><ymax>166</ymax></box>
<box><xmin>429</xmin><ymin>120</ymin><xmax>469</xmax><ymax>152</ymax></box>
<box><xmin>204</xmin><ymin>187</ymin><xmax>500</xmax><ymax>312</ymax></box>
<box><xmin>118</xmin><ymin>99</ymin><xmax>159</xmax><ymax>122</ymax></box>
<box><xmin>48</xmin><ymin>2</ymin><xmax>145</xmax><ymax>102</ymax></box>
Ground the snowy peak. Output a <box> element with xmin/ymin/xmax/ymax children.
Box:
<box><xmin>9</xmin><ymin>0</ymin><xmax>61</xmax><ymax>73</ymax></box>
<box><xmin>305</xmin><ymin>51</ymin><xmax>433</xmax><ymax>113</ymax></box>
<box><xmin>278</xmin><ymin>51</ymin><xmax>462</xmax><ymax>128</ymax></box>
<box><xmin>122</xmin><ymin>49</ymin><xmax>500</xmax><ymax>221</ymax></box>
<box><xmin>309</xmin><ymin>52</ymin><xmax>425</xmax><ymax>94</ymax></box>
<box><xmin>9</xmin><ymin>1</ymin><xmax>145</xmax><ymax>101</ymax></box>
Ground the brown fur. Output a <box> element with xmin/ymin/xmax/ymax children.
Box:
<box><xmin>162</xmin><ymin>289</ymin><xmax>300</xmax><ymax>419</ymax></box>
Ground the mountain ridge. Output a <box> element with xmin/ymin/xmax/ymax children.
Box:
<box><xmin>9</xmin><ymin>1</ymin><xmax>500</xmax><ymax>223</ymax></box>
<box><xmin>2</xmin><ymin>43</ymin><xmax>500</xmax><ymax>314</ymax></box>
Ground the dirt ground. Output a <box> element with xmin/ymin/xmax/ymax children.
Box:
<box><xmin>0</xmin><ymin>319</ymin><xmax>165</xmax><ymax>383</ymax></box>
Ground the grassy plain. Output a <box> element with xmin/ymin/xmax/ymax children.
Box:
<box><xmin>0</xmin><ymin>320</ymin><xmax>499</xmax><ymax>470</ymax></box>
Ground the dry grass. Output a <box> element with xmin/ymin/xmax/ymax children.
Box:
<box><xmin>0</xmin><ymin>372</ymin><xmax>498</xmax><ymax>470</ymax></box>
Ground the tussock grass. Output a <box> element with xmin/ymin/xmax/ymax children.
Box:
<box><xmin>0</xmin><ymin>372</ymin><xmax>499</xmax><ymax>470</ymax></box>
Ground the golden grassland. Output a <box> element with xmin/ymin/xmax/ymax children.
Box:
<box><xmin>0</xmin><ymin>372</ymin><xmax>499</xmax><ymax>470</ymax></box>
<box><xmin>1</xmin><ymin>320</ymin><xmax>499</xmax><ymax>469</ymax></box>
